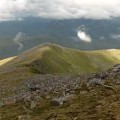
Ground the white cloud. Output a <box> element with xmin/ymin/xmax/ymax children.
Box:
<box><xmin>111</xmin><ymin>34</ymin><xmax>120</xmax><ymax>40</ymax></box>
<box><xmin>0</xmin><ymin>0</ymin><xmax>120</xmax><ymax>21</ymax></box>
<box><xmin>77</xmin><ymin>31</ymin><xmax>92</xmax><ymax>43</ymax></box>
<box><xmin>13</xmin><ymin>32</ymin><xmax>26</xmax><ymax>51</ymax></box>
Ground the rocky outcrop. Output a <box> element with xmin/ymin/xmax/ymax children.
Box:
<box><xmin>0</xmin><ymin>64</ymin><xmax>119</xmax><ymax>110</ymax></box>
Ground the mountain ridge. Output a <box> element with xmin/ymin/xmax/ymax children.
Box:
<box><xmin>0</xmin><ymin>43</ymin><xmax>120</xmax><ymax>74</ymax></box>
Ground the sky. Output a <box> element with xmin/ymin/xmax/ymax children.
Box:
<box><xmin>0</xmin><ymin>0</ymin><xmax>120</xmax><ymax>21</ymax></box>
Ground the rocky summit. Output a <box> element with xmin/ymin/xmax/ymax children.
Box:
<box><xmin>0</xmin><ymin>64</ymin><xmax>120</xmax><ymax>120</ymax></box>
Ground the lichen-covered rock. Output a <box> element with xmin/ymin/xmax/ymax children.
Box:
<box><xmin>88</xmin><ymin>78</ymin><xmax>104</xmax><ymax>86</ymax></box>
<box><xmin>51</xmin><ymin>97</ymin><xmax>66</xmax><ymax>106</ymax></box>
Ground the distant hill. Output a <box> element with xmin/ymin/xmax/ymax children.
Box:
<box><xmin>0</xmin><ymin>17</ymin><xmax>120</xmax><ymax>58</ymax></box>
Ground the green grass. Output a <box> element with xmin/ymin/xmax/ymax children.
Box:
<box><xmin>23</xmin><ymin>45</ymin><xmax>120</xmax><ymax>73</ymax></box>
<box><xmin>1</xmin><ymin>43</ymin><xmax>120</xmax><ymax>74</ymax></box>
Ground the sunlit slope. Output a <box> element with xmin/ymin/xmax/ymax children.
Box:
<box><xmin>0</xmin><ymin>57</ymin><xmax>15</xmax><ymax>66</ymax></box>
<box><xmin>1</xmin><ymin>43</ymin><xmax>120</xmax><ymax>74</ymax></box>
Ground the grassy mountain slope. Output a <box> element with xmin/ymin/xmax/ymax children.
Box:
<box><xmin>0</xmin><ymin>43</ymin><xmax>120</xmax><ymax>74</ymax></box>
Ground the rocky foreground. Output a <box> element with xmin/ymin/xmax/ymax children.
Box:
<box><xmin>0</xmin><ymin>64</ymin><xmax>120</xmax><ymax>120</ymax></box>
